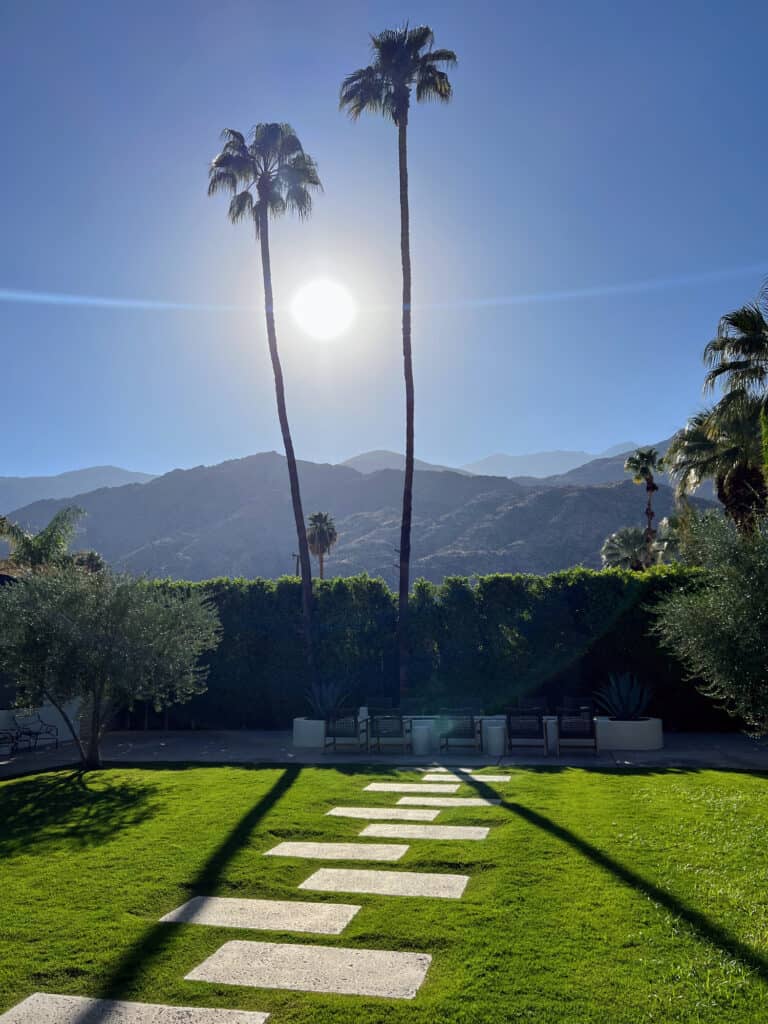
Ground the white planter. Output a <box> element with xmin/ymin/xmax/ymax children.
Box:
<box><xmin>484</xmin><ymin>722</ymin><xmax>506</xmax><ymax>757</ymax></box>
<box><xmin>411</xmin><ymin>721</ymin><xmax>433</xmax><ymax>756</ymax></box>
<box><xmin>596</xmin><ymin>716</ymin><xmax>663</xmax><ymax>751</ymax></box>
<box><xmin>292</xmin><ymin>717</ymin><xmax>326</xmax><ymax>749</ymax></box>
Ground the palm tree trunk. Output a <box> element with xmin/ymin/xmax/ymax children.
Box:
<box><xmin>258</xmin><ymin>208</ymin><xmax>318</xmax><ymax>686</ymax></box>
<box><xmin>319</xmin><ymin>552</ymin><xmax>324</xmax><ymax>580</ymax></box>
<box><xmin>396</xmin><ymin>113</ymin><xmax>414</xmax><ymax>700</ymax></box>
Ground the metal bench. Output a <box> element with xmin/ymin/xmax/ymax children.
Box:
<box><xmin>438</xmin><ymin>709</ymin><xmax>482</xmax><ymax>753</ymax></box>
<box><xmin>369</xmin><ymin>712</ymin><xmax>412</xmax><ymax>753</ymax></box>
<box><xmin>505</xmin><ymin>709</ymin><xmax>548</xmax><ymax>755</ymax></box>
<box><xmin>324</xmin><ymin>710</ymin><xmax>369</xmax><ymax>752</ymax></box>
<box><xmin>12</xmin><ymin>711</ymin><xmax>59</xmax><ymax>751</ymax></box>
<box><xmin>555</xmin><ymin>708</ymin><xmax>597</xmax><ymax>756</ymax></box>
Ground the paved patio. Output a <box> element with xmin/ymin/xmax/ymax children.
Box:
<box><xmin>3</xmin><ymin>728</ymin><xmax>768</xmax><ymax>779</ymax></box>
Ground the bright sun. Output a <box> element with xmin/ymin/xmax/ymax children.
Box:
<box><xmin>290</xmin><ymin>278</ymin><xmax>356</xmax><ymax>340</ymax></box>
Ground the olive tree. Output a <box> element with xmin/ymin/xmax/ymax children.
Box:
<box><xmin>0</xmin><ymin>566</ymin><xmax>221</xmax><ymax>767</ymax></box>
<box><xmin>654</xmin><ymin>513</ymin><xmax>768</xmax><ymax>734</ymax></box>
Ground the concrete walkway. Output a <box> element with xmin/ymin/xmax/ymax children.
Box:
<box><xmin>3</xmin><ymin>728</ymin><xmax>768</xmax><ymax>780</ymax></box>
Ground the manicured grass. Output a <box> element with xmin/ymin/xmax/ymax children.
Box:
<box><xmin>2</xmin><ymin>763</ymin><xmax>768</xmax><ymax>1022</ymax></box>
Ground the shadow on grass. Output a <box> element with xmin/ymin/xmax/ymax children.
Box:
<box><xmin>67</xmin><ymin>765</ymin><xmax>302</xmax><ymax>1022</ymax></box>
<box><xmin>465</xmin><ymin>773</ymin><xmax>768</xmax><ymax>985</ymax></box>
<box><xmin>0</xmin><ymin>770</ymin><xmax>160</xmax><ymax>857</ymax></box>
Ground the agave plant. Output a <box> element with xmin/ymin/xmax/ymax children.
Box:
<box><xmin>594</xmin><ymin>673</ymin><xmax>651</xmax><ymax>721</ymax></box>
<box><xmin>306</xmin><ymin>679</ymin><xmax>349</xmax><ymax>720</ymax></box>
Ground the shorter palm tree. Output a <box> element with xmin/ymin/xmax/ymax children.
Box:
<box><xmin>307</xmin><ymin>512</ymin><xmax>338</xmax><ymax>580</ymax></box>
<box><xmin>624</xmin><ymin>447</ymin><xmax>663</xmax><ymax>545</ymax></box>
<box><xmin>0</xmin><ymin>507</ymin><xmax>84</xmax><ymax>570</ymax></box>
<box><xmin>601</xmin><ymin>527</ymin><xmax>654</xmax><ymax>571</ymax></box>
<box><xmin>664</xmin><ymin>400</ymin><xmax>766</xmax><ymax>533</ymax></box>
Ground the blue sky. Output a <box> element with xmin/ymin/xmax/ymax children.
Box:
<box><xmin>2</xmin><ymin>0</ymin><xmax>767</xmax><ymax>477</ymax></box>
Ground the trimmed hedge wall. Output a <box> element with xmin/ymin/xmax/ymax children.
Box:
<box><xmin>138</xmin><ymin>566</ymin><xmax>733</xmax><ymax>732</ymax></box>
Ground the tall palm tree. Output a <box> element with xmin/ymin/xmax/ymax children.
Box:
<box><xmin>307</xmin><ymin>512</ymin><xmax>338</xmax><ymax>580</ymax></box>
<box><xmin>0</xmin><ymin>507</ymin><xmax>83</xmax><ymax>570</ymax></box>
<box><xmin>665</xmin><ymin>401</ymin><xmax>767</xmax><ymax>533</ymax></box>
<box><xmin>340</xmin><ymin>25</ymin><xmax>457</xmax><ymax>694</ymax></box>
<box><xmin>208</xmin><ymin>123</ymin><xmax>321</xmax><ymax>682</ymax></box>
<box><xmin>624</xmin><ymin>447</ymin><xmax>663</xmax><ymax>544</ymax></box>
<box><xmin>601</xmin><ymin>527</ymin><xmax>653</xmax><ymax>571</ymax></box>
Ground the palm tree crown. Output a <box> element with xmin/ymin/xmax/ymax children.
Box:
<box><xmin>601</xmin><ymin>527</ymin><xmax>653</xmax><ymax>571</ymax></box>
<box><xmin>624</xmin><ymin>447</ymin><xmax>663</xmax><ymax>490</ymax></box>
<box><xmin>665</xmin><ymin>400</ymin><xmax>766</xmax><ymax>531</ymax></box>
<box><xmin>703</xmin><ymin>289</ymin><xmax>768</xmax><ymax>399</ymax></box>
<box><xmin>0</xmin><ymin>507</ymin><xmax>83</xmax><ymax>569</ymax></box>
<box><xmin>339</xmin><ymin>25</ymin><xmax>456</xmax><ymax>125</ymax></box>
<box><xmin>208</xmin><ymin>123</ymin><xmax>321</xmax><ymax>236</ymax></box>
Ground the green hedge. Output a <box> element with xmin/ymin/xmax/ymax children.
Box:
<box><xmin>140</xmin><ymin>566</ymin><xmax>732</xmax><ymax>732</ymax></box>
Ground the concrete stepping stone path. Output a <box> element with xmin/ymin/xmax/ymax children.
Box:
<box><xmin>0</xmin><ymin>994</ymin><xmax>269</xmax><ymax>1023</ymax></box>
<box><xmin>364</xmin><ymin>782</ymin><xmax>459</xmax><ymax>794</ymax></box>
<box><xmin>327</xmin><ymin>806</ymin><xmax>439</xmax><ymax>821</ymax></box>
<box><xmin>300</xmin><ymin>867</ymin><xmax>469</xmax><ymax>899</ymax></box>
<box><xmin>398</xmin><ymin>795</ymin><xmax>501</xmax><ymax>807</ymax></box>
<box><xmin>160</xmin><ymin>896</ymin><xmax>360</xmax><ymax>934</ymax></box>
<box><xmin>186</xmin><ymin>940</ymin><xmax>431</xmax><ymax>1000</ymax></box>
<box><xmin>422</xmin><ymin>773</ymin><xmax>511</xmax><ymax>783</ymax></box>
<box><xmin>263</xmin><ymin>841</ymin><xmax>408</xmax><ymax>861</ymax></box>
<box><xmin>360</xmin><ymin>823</ymin><xmax>489</xmax><ymax>841</ymax></box>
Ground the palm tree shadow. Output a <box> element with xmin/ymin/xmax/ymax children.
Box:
<box><xmin>465</xmin><ymin>773</ymin><xmax>768</xmax><ymax>984</ymax></box>
<box><xmin>66</xmin><ymin>766</ymin><xmax>302</xmax><ymax>1023</ymax></box>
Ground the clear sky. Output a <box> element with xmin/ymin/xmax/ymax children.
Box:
<box><xmin>2</xmin><ymin>0</ymin><xmax>767</xmax><ymax>477</ymax></box>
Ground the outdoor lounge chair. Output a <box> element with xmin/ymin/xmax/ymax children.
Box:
<box><xmin>324</xmin><ymin>710</ymin><xmax>369</xmax><ymax>752</ymax></box>
<box><xmin>438</xmin><ymin>709</ymin><xmax>482</xmax><ymax>753</ymax></box>
<box><xmin>12</xmin><ymin>711</ymin><xmax>58</xmax><ymax>750</ymax></box>
<box><xmin>555</xmin><ymin>708</ymin><xmax>597</xmax><ymax>756</ymax></box>
<box><xmin>0</xmin><ymin>730</ymin><xmax>18</xmax><ymax>755</ymax></box>
<box><xmin>369</xmin><ymin>711</ymin><xmax>412</xmax><ymax>753</ymax></box>
<box><xmin>505</xmin><ymin>709</ymin><xmax>548</xmax><ymax>755</ymax></box>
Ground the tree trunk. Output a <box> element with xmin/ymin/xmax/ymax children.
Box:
<box><xmin>319</xmin><ymin>552</ymin><xmax>324</xmax><ymax>580</ymax></box>
<box><xmin>43</xmin><ymin>691</ymin><xmax>87</xmax><ymax>765</ymax></box>
<box><xmin>396</xmin><ymin>113</ymin><xmax>414</xmax><ymax>701</ymax></box>
<box><xmin>84</xmin><ymin>691</ymin><xmax>103</xmax><ymax>769</ymax></box>
<box><xmin>259</xmin><ymin>208</ymin><xmax>318</xmax><ymax>686</ymax></box>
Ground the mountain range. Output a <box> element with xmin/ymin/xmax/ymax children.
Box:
<box><xmin>0</xmin><ymin>466</ymin><xmax>154</xmax><ymax>514</ymax></box>
<box><xmin>6</xmin><ymin>449</ymin><xmax>711</xmax><ymax>583</ymax></box>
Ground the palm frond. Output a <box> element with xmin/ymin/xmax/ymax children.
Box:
<box><xmin>339</xmin><ymin>66</ymin><xmax>389</xmax><ymax>118</ymax></box>
<box><xmin>207</xmin><ymin>166</ymin><xmax>238</xmax><ymax>196</ymax></box>
<box><xmin>415</xmin><ymin>65</ymin><xmax>452</xmax><ymax>102</ymax></box>
<box><xmin>228</xmin><ymin>190</ymin><xmax>254</xmax><ymax>224</ymax></box>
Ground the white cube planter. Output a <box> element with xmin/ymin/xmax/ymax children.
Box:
<box><xmin>595</xmin><ymin>716</ymin><xmax>663</xmax><ymax>751</ymax></box>
<box><xmin>292</xmin><ymin>717</ymin><xmax>326</xmax><ymax>749</ymax></box>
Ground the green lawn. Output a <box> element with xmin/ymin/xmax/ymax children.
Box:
<box><xmin>2</xmin><ymin>763</ymin><xmax>768</xmax><ymax>1023</ymax></box>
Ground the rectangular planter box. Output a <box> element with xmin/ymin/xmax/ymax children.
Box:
<box><xmin>595</xmin><ymin>716</ymin><xmax>663</xmax><ymax>751</ymax></box>
<box><xmin>292</xmin><ymin>717</ymin><xmax>326</xmax><ymax>749</ymax></box>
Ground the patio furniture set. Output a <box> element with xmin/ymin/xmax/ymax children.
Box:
<box><xmin>324</xmin><ymin>700</ymin><xmax>598</xmax><ymax>757</ymax></box>
<box><xmin>0</xmin><ymin>711</ymin><xmax>58</xmax><ymax>755</ymax></box>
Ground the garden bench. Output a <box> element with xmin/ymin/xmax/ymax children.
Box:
<box><xmin>505</xmin><ymin>709</ymin><xmax>548</xmax><ymax>755</ymax></box>
<box><xmin>369</xmin><ymin>712</ymin><xmax>412</xmax><ymax>753</ymax></box>
<box><xmin>438</xmin><ymin>709</ymin><xmax>483</xmax><ymax>753</ymax></box>
<box><xmin>0</xmin><ymin>729</ymin><xmax>19</xmax><ymax>755</ymax></box>
<box><xmin>325</xmin><ymin>710</ymin><xmax>369</xmax><ymax>752</ymax></box>
<box><xmin>13</xmin><ymin>711</ymin><xmax>59</xmax><ymax>750</ymax></box>
<box><xmin>555</xmin><ymin>708</ymin><xmax>597</xmax><ymax>756</ymax></box>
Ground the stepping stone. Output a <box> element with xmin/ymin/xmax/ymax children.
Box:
<box><xmin>422</xmin><ymin>773</ymin><xmax>511</xmax><ymax>783</ymax></box>
<box><xmin>263</xmin><ymin>841</ymin><xmax>407</xmax><ymax>861</ymax></box>
<box><xmin>0</xmin><ymin>994</ymin><xmax>269</xmax><ymax>1023</ymax></box>
<box><xmin>186</xmin><ymin>940</ymin><xmax>431</xmax><ymax>1000</ymax></box>
<box><xmin>398</xmin><ymin>796</ymin><xmax>501</xmax><ymax>807</ymax></box>
<box><xmin>160</xmin><ymin>896</ymin><xmax>360</xmax><ymax>934</ymax></box>
<box><xmin>364</xmin><ymin>782</ymin><xmax>459</xmax><ymax>794</ymax></box>
<box><xmin>327</xmin><ymin>806</ymin><xmax>439</xmax><ymax>821</ymax></box>
<box><xmin>360</xmin><ymin>824</ymin><xmax>489</xmax><ymax>841</ymax></box>
<box><xmin>300</xmin><ymin>867</ymin><xmax>469</xmax><ymax>899</ymax></box>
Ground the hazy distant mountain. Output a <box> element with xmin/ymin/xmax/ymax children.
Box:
<box><xmin>0</xmin><ymin>466</ymin><xmax>154</xmax><ymax>513</ymax></box>
<box><xmin>461</xmin><ymin>442</ymin><xmax>642</xmax><ymax>479</ymax></box>
<box><xmin>340</xmin><ymin>450</ymin><xmax>470</xmax><ymax>475</ymax></box>
<box><xmin>599</xmin><ymin>441</ymin><xmax>640</xmax><ymax>457</ymax></box>
<box><xmin>8</xmin><ymin>452</ymin><xmax>712</xmax><ymax>583</ymax></box>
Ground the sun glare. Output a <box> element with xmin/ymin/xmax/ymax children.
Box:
<box><xmin>290</xmin><ymin>278</ymin><xmax>356</xmax><ymax>340</ymax></box>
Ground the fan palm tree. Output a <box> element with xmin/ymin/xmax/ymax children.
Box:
<box><xmin>340</xmin><ymin>25</ymin><xmax>457</xmax><ymax>694</ymax></box>
<box><xmin>703</xmin><ymin>289</ymin><xmax>768</xmax><ymax>400</ymax></box>
<box><xmin>624</xmin><ymin>447</ymin><xmax>663</xmax><ymax>544</ymax></box>
<box><xmin>664</xmin><ymin>401</ymin><xmax>767</xmax><ymax>533</ymax></box>
<box><xmin>601</xmin><ymin>527</ymin><xmax>653</xmax><ymax>571</ymax></box>
<box><xmin>0</xmin><ymin>506</ymin><xmax>83</xmax><ymax>569</ymax></box>
<box><xmin>307</xmin><ymin>512</ymin><xmax>338</xmax><ymax>580</ymax></box>
<box><xmin>208</xmin><ymin>122</ymin><xmax>321</xmax><ymax>682</ymax></box>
